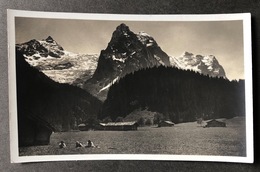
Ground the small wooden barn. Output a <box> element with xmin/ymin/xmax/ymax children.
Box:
<box><xmin>158</xmin><ymin>120</ymin><xmax>175</xmax><ymax>127</ymax></box>
<box><xmin>96</xmin><ymin>121</ymin><xmax>138</xmax><ymax>131</ymax></box>
<box><xmin>205</xmin><ymin>119</ymin><xmax>226</xmax><ymax>127</ymax></box>
<box><xmin>78</xmin><ymin>123</ymin><xmax>88</xmax><ymax>131</ymax></box>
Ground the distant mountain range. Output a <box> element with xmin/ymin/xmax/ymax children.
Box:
<box><xmin>170</xmin><ymin>51</ymin><xmax>226</xmax><ymax>79</ymax></box>
<box><xmin>16</xmin><ymin>23</ymin><xmax>227</xmax><ymax>101</ymax></box>
<box><xmin>16</xmin><ymin>36</ymin><xmax>99</xmax><ymax>87</ymax></box>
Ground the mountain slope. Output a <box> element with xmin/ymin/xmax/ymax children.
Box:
<box><xmin>16</xmin><ymin>36</ymin><xmax>99</xmax><ymax>87</ymax></box>
<box><xmin>83</xmin><ymin>23</ymin><xmax>171</xmax><ymax>101</ymax></box>
<box><xmin>16</xmin><ymin>50</ymin><xmax>102</xmax><ymax>133</ymax></box>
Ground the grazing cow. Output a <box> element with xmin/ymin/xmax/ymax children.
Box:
<box><xmin>59</xmin><ymin>141</ymin><xmax>66</xmax><ymax>148</ymax></box>
<box><xmin>86</xmin><ymin>140</ymin><xmax>95</xmax><ymax>148</ymax></box>
<box><xmin>75</xmin><ymin>141</ymin><xmax>84</xmax><ymax>148</ymax></box>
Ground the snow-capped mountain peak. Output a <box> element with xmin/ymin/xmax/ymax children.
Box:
<box><xmin>170</xmin><ymin>51</ymin><xmax>226</xmax><ymax>78</ymax></box>
<box><xmin>182</xmin><ymin>51</ymin><xmax>194</xmax><ymax>58</ymax></box>
<box><xmin>45</xmin><ymin>36</ymin><xmax>55</xmax><ymax>43</ymax></box>
<box><xmin>16</xmin><ymin>37</ymin><xmax>99</xmax><ymax>86</ymax></box>
<box><xmin>83</xmin><ymin>23</ymin><xmax>171</xmax><ymax>101</ymax></box>
<box><xmin>109</xmin><ymin>23</ymin><xmax>132</xmax><ymax>45</ymax></box>
<box><xmin>38</xmin><ymin>36</ymin><xmax>64</xmax><ymax>52</ymax></box>
<box><xmin>16</xmin><ymin>36</ymin><xmax>65</xmax><ymax>59</ymax></box>
<box><xmin>136</xmin><ymin>31</ymin><xmax>156</xmax><ymax>47</ymax></box>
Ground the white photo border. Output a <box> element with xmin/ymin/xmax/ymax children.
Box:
<box><xmin>7</xmin><ymin>9</ymin><xmax>253</xmax><ymax>163</ymax></box>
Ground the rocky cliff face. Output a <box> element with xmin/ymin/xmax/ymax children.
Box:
<box><xmin>83</xmin><ymin>23</ymin><xmax>171</xmax><ymax>101</ymax></box>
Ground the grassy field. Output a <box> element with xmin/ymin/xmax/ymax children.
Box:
<box><xmin>19</xmin><ymin>117</ymin><xmax>246</xmax><ymax>157</ymax></box>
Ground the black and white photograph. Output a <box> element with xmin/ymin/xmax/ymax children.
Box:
<box><xmin>8</xmin><ymin>10</ymin><xmax>253</xmax><ymax>163</ymax></box>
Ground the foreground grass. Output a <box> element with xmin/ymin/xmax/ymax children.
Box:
<box><xmin>19</xmin><ymin>117</ymin><xmax>246</xmax><ymax>156</ymax></box>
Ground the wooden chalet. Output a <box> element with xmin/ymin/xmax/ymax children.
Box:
<box><xmin>96</xmin><ymin>121</ymin><xmax>138</xmax><ymax>131</ymax></box>
<box><xmin>158</xmin><ymin>120</ymin><xmax>175</xmax><ymax>127</ymax></box>
<box><xmin>78</xmin><ymin>123</ymin><xmax>88</xmax><ymax>131</ymax></box>
<box><xmin>205</xmin><ymin>119</ymin><xmax>226</xmax><ymax>127</ymax></box>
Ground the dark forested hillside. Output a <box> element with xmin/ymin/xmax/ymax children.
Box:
<box><xmin>16</xmin><ymin>50</ymin><xmax>102</xmax><ymax>132</ymax></box>
<box><xmin>101</xmin><ymin>66</ymin><xmax>245</xmax><ymax>123</ymax></box>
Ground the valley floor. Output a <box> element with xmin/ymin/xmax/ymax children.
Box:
<box><xmin>19</xmin><ymin>117</ymin><xmax>246</xmax><ymax>157</ymax></box>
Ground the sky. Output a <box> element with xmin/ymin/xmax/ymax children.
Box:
<box><xmin>15</xmin><ymin>17</ymin><xmax>244</xmax><ymax>80</ymax></box>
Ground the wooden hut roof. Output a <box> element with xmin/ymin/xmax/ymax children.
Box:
<box><xmin>206</xmin><ymin>119</ymin><xmax>225</xmax><ymax>124</ymax></box>
<box><xmin>99</xmin><ymin>121</ymin><xmax>137</xmax><ymax>126</ymax></box>
<box><xmin>162</xmin><ymin>121</ymin><xmax>175</xmax><ymax>125</ymax></box>
<box><xmin>78</xmin><ymin>123</ymin><xmax>86</xmax><ymax>127</ymax></box>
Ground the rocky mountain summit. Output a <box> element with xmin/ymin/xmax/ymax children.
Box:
<box><xmin>83</xmin><ymin>23</ymin><xmax>171</xmax><ymax>100</ymax></box>
<box><xmin>16</xmin><ymin>36</ymin><xmax>64</xmax><ymax>59</ymax></box>
<box><xmin>16</xmin><ymin>36</ymin><xmax>98</xmax><ymax>86</ymax></box>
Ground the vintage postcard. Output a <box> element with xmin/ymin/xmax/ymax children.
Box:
<box><xmin>8</xmin><ymin>10</ymin><xmax>253</xmax><ymax>163</ymax></box>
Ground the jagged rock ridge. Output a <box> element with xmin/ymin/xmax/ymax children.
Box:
<box><xmin>83</xmin><ymin>23</ymin><xmax>171</xmax><ymax>101</ymax></box>
<box><xmin>16</xmin><ymin>36</ymin><xmax>64</xmax><ymax>59</ymax></box>
<box><xmin>16</xmin><ymin>36</ymin><xmax>99</xmax><ymax>87</ymax></box>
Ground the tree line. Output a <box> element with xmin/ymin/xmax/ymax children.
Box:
<box><xmin>101</xmin><ymin>66</ymin><xmax>245</xmax><ymax>123</ymax></box>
